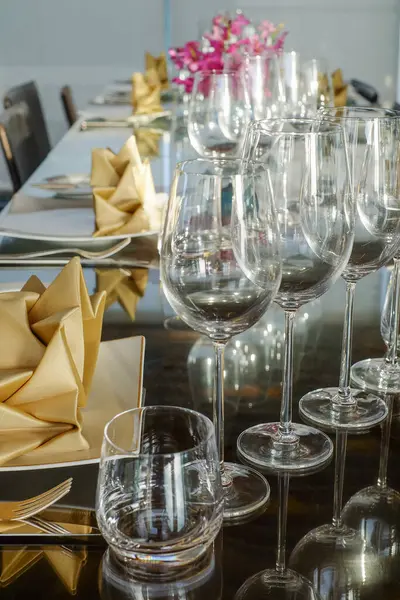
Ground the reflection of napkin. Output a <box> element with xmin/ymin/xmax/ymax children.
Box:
<box><xmin>0</xmin><ymin>258</ymin><xmax>105</xmax><ymax>466</ymax></box>
<box><xmin>96</xmin><ymin>268</ymin><xmax>148</xmax><ymax>320</ymax></box>
<box><xmin>132</xmin><ymin>71</ymin><xmax>163</xmax><ymax>115</ymax></box>
<box><xmin>90</xmin><ymin>136</ymin><xmax>141</xmax><ymax>187</ymax></box>
<box><xmin>145</xmin><ymin>52</ymin><xmax>169</xmax><ymax>90</ymax></box>
<box><xmin>1</xmin><ymin>523</ymin><xmax>91</xmax><ymax>593</ymax></box>
<box><xmin>332</xmin><ymin>69</ymin><xmax>348</xmax><ymax>107</ymax></box>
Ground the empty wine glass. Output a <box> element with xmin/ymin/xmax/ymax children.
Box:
<box><xmin>351</xmin><ymin>258</ymin><xmax>400</xmax><ymax>393</ymax></box>
<box><xmin>160</xmin><ymin>158</ymin><xmax>282</xmax><ymax>520</ymax></box>
<box><xmin>300</xmin><ymin>107</ymin><xmax>399</xmax><ymax>430</ymax></box>
<box><xmin>241</xmin><ymin>53</ymin><xmax>284</xmax><ymax>120</ymax></box>
<box><xmin>237</xmin><ymin>118</ymin><xmax>353</xmax><ymax>472</ymax></box>
<box><xmin>188</xmin><ymin>70</ymin><xmax>251</xmax><ymax>158</ymax></box>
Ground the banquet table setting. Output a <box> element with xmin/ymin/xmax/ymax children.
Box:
<box><xmin>1</xmin><ymin>7</ymin><xmax>400</xmax><ymax>600</ymax></box>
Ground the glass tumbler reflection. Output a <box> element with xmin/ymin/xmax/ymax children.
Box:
<box><xmin>96</xmin><ymin>406</ymin><xmax>223</xmax><ymax>575</ymax></box>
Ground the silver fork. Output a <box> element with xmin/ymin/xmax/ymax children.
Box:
<box><xmin>0</xmin><ymin>238</ymin><xmax>130</xmax><ymax>260</ymax></box>
<box><xmin>0</xmin><ymin>478</ymin><xmax>72</xmax><ymax>521</ymax></box>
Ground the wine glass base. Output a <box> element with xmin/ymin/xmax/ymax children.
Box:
<box><xmin>299</xmin><ymin>387</ymin><xmax>388</xmax><ymax>430</ymax></box>
<box><xmin>237</xmin><ymin>422</ymin><xmax>333</xmax><ymax>473</ymax></box>
<box><xmin>351</xmin><ymin>358</ymin><xmax>400</xmax><ymax>393</ymax></box>
<box><xmin>223</xmin><ymin>462</ymin><xmax>270</xmax><ymax>522</ymax></box>
<box><xmin>235</xmin><ymin>568</ymin><xmax>320</xmax><ymax>600</ymax></box>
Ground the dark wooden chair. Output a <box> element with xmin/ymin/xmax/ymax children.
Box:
<box><xmin>3</xmin><ymin>81</ymin><xmax>51</xmax><ymax>164</ymax></box>
<box><xmin>0</xmin><ymin>102</ymin><xmax>42</xmax><ymax>192</ymax></box>
<box><xmin>60</xmin><ymin>85</ymin><xmax>78</xmax><ymax>127</ymax></box>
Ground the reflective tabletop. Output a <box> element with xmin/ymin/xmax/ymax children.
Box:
<box><xmin>0</xmin><ymin>261</ymin><xmax>399</xmax><ymax>599</ymax></box>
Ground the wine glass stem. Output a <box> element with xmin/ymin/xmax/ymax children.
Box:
<box><xmin>279</xmin><ymin>310</ymin><xmax>296</xmax><ymax>436</ymax></box>
<box><xmin>213</xmin><ymin>341</ymin><xmax>229</xmax><ymax>486</ymax></box>
<box><xmin>386</xmin><ymin>258</ymin><xmax>400</xmax><ymax>366</ymax></box>
<box><xmin>332</xmin><ymin>430</ymin><xmax>347</xmax><ymax>529</ymax></box>
<box><xmin>276</xmin><ymin>472</ymin><xmax>290</xmax><ymax>574</ymax></box>
<box><xmin>337</xmin><ymin>281</ymin><xmax>356</xmax><ymax>402</ymax></box>
<box><xmin>377</xmin><ymin>394</ymin><xmax>394</xmax><ymax>490</ymax></box>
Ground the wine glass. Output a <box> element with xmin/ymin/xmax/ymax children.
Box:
<box><xmin>341</xmin><ymin>394</ymin><xmax>400</xmax><ymax>587</ymax></box>
<box><xmin>235</xmin><ymin>472</ymin><xmax>322</xmax><ymax>600</ymax></box>
<box><xmin>241</xmin><ymin>53</ymin><xmax>284</xmax><ymax>121</ymax></box>
<box><xmin>160</xmin><ymin>158</ymin><xmax>282</xmax><ymax>520</ymax></box>
<box><xmin>351</xmin><ymin>259</ymin><xmax>400</xmax><ymax>393</ymax></box>
<box><xmin>302</xmin><ymin>58</ymin><xmax>332</xmax><ymax>112</ymax></box>
<box><xmin>188</xmin><ymin>70</ymin><xmax>251</xmax><ymax>158</ymax></box>
<box><xmin>300</xmin><ymin>107</ymin><xmax>399</xmax><ymax>430</ymax></box>
<box><xmin>237</xmin><ymin>118</ymin><xmax>353</xmax><ymax>472</ymax></box>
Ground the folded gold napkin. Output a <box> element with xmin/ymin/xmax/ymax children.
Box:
<box><xmin>135</xmin><ymin>128</ymin><xmax>162</xmax><ymax>159</ymax></box>
<box><xmin>96</xmin><ymin>268</ymin><xmax>148</xmax><ymax>320</ymax></box>
<box><xmin>145</xmin><ymin>51</ymin><xmax>169</xmax><ymax>90</ymax></box>
<box><xmin>332</xmin><ymin>69</ymin><xmax>348</xmax><ymax>107</ymax></box>
<box><xmin>1</xmin><ymin>523</ymin><xmax>91</xmax><ymax>593</ymax></box>
<box><xmin>132</xmin><ymin>70</ymin><xmax>163</xmax><ymax>115</ymax></box>
<box><xmin>0</xmin><ymin>258</ymin><xmax>106</xmax><ymax>466</ymax></box>
<box><xmin>90</xmin><ymin>136</ymin><xmax>142</xmax><ymax>187</ymax></box>
<box><xmin>91</xmin><ymin>135</ymin><xmax>167</xmax><ymax>237</ymax></box>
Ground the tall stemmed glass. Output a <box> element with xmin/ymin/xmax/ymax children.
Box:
<box><xmin>241</xmin><ymin>53</ymin><xmax>284</xmax><ymax>121</ymax></box>
<box><xmin>352</xmin><ymin>258</ymin><xmax>400</xmax><ymax>393</ymax></box>
<box><xmin>160</xmin><ymin>158</ymin><xmax>282</xmax><ymax>520</ymax></box>
<box><xmin>188</xmin><ymin>70</ymin><xmax>251</xmax><ymax>158</ymax></box>
<box><xmin>237</xmin><ymin>118</ymin><xmax>353</xmax><ymax>471</ymax></box>
<box><xmin>300</xmin><ymin>107</ymin><xmax>399</xmax><ymax>429</ymax></box>
<box><xmin>235</xmin><ymin>473</ymin><xmax>322</xmax><ymax>600</ymax></box>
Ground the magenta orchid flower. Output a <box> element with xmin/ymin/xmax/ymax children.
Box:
<box><xmin>230</xmin><ymin>13</ymin><xmax>250</xmax><ymax>36</ymax></box>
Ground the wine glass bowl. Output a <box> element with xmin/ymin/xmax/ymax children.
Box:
<box><xmin>188</xmin><ymin>70</ymin><xmax>251</xmax><ymax>158</ymax></box>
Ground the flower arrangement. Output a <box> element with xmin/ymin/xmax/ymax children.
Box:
<box><xmin>169</xmin><ymin>12</ymin><xmax>287</xmax><ymax>93</ymax></box>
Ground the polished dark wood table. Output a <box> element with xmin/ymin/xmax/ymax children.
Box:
<box><xmin>0</xmin><ymin>261</ymin><xmax>398</xmax><ymax>599</ymax></box>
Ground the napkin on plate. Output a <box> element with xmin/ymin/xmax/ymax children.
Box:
<box><xmin>145</xmin><ymin>51</ymin><xmax>169</xmax><ymax>90</ymax></box>
<box><xmin>131</xmin><ymin>70</ymin><xmax>164</xmax><ymax>115</ymax></box>
<box><xmin>134</xmin><ymin>128</ymin><xmax>162</xmax><ymax>159</ymax></box>
<box><xmin>332</xmin><ymin>69</ymin><xmax>348</xmax><ymax>107</ymax></box>
<box><xmin>91</xmin><ymin>135</ymin><xmax>167</xmax><ymax>237</ymax></box>
<box><xmin>96</xmin><ymin>268</ymin><xmax>148</xmax><ymax>320</ymax></box>
<box><xmin>90</xmin><ymin>135</ymin><xmax>142</xmax><ymax>187</ymax></box>
<box><xmin>0</xmin><ymin>525</ymin><xmax>91</xmax><ymax>593</ymax></box>
<box><xmin>0</xmin><ymin>258</ymin><xmax>106</xmax><ymax>466</ymax></box>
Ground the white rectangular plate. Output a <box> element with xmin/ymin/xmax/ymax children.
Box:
<box><xmin>0</xmin><ymin>336</ymin><xmax>145</xmax><ymax>471</ymax></box>
<box><xmin>0</xmin><ymin>194</ymin><xmax>160</xmax><ymax>242</ymax></box>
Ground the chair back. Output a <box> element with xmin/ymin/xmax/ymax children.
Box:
<box><xmin>0</xmin><ymin>102</ymin><xmax>42</xmax><ymax>191</ymax></box>
<box><xmin>60</xmin><ymin>85</ymin><xmax>78</xmax><ymax>127</ymax></box>
<box><xmin>4</xmin><ymin>81</ymin><xmax>51</xmax><ymax>163</ymax></box>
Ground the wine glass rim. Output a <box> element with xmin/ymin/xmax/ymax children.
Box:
<box><xmin>193</xmin><ymin>68</ymin><xmax>241</xmax><ymax>77</ymax></box>
<box><xmin>104</xmin><ymin>405</ymin><xmax>216</xmax><ymax>457</ymax></box>
<box><xmin>250</xmin><ymin>117</ymin><xmax>344</xmax><ymax>137</ymax></box>
<box><xmin>320</xmin><ymin>106</ymin><xmax>399</xmax><ymax>119</ymax></box>
<box><xmin>175</xmin><ymin>157</ymin><xmax>263</xmax><ymax>175</ymax></box>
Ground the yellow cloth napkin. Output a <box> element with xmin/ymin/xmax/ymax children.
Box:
<box><xmin>0</xmin><ymin>258</ymin><xmax>106</xmax><ymax>466</ymax></box>
<box><xmin>1</xmin><ymin>523</ymin><xmax>91</xmax><ymax>593</ymax></box>
<box><xmin>145</xmin><ymin>52</ymin><xmax>169</xmax><ymax>90</ymax></box>
<box><xmin>132</xmin><ymin>70</ymin><xmax>163</xmax><ymax>115</ymax></box>
<box><xmin>96</xmin><ymin>268</ymin><xmax>148</xmax><ymax>320</ymax></box>
<box><xmin>332</xmin><ymin>69</ymin><xmax>348</xmax><ymax>107</ymax></box>
<box><xmin>135</xmin><ymin>128</ymin><xmax>162</xmax><ymax>159</ymax></box>
<box><xmin>91</xmin><ymin>135</ymin><xmax>166</xmax><ymax>237</ymax></box>
<box><xmin>90</xmin><ymin>136</ymin><xmax>142</xmax><ymax>187</ymax></box>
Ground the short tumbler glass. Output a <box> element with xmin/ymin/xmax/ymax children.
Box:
<box><xmin>96</xmin><ymin>406</ymin><xmax>223</xmax><ymax>576</ymax></box>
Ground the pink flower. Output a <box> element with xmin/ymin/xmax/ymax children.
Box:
<box><xmin>259</xmin><ymin>20</ymin><xmax>276</xmax><ymax>41</ymax></box>
<box><xmin>231</xmin><ymin>13</ymin><xmax>250</xmax><ymax>36</ymax></box>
